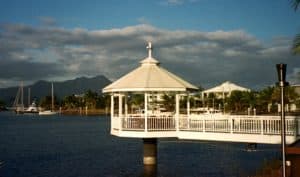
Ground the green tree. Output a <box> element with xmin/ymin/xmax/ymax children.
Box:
<box><xmin>241</xmin><ymin>91</ymin><xmax>257</xmax><ymax>108</ymax></box>
<box><xmin>162</xmin><ymin>93</ymin><xmax>175</xmax><ymax>111</ymax></box>
<box><xmin>272</xmin><ymin>86</ymin><xmax>299</xmax><ymax>104</ymax></box>
<box><xmin>226</xmin><ymin>91</ymin><xmax>244</xmax><ymax>113</ymax></box>
<box><xmin>84</xmin><ymin>90</ymin><xmax>98</xmax><ymax>109</ymax></box>
<box><xmin>62</xmin><ymin>95</ymin><xmax>81</xmax><ymax>109</ymax></box>
<box><xmin>257</xmin><ymin>86</ymin><xmax>275</xmax><ymax>113</ymax></box>
<box><xmin>39</xmin><ymin>95</ymin><xmax>59</xmax><ymax>110</ymax></box>
<box><xmin>128</xmin><ymin>94</ymin><xmax>144</xmax><ymax>107</ymax></box>
<box><xmin>97</xmin><ymin>94</ymin><xmax>110</xmax><ymax>108</ymax></box>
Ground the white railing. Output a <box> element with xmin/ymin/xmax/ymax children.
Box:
<box><xmin>179</xmin><ymin>115</ymin><xmax>298</xmax><ymax>136</ymax></box>
<box><xmin>121</xmin><ymin>114</ymin><xmax>145</xmax><ymax>131</ymax></box>
<box><xmin>111</xmin><ymin>114</ymin><xmax>300</xmax><ymax>141</ymax></box>
<box><xmin>119</xmin><ymin>114</ymin><xmax>176</xmax><ymax>131</ymax></box>
<box><xmin>147</xmin><ymin>114</ymin><xmax>175</xmax><ymax>131</ymax></box>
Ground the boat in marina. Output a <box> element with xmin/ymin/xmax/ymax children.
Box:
<box><xmin>39</xmin><ymin>110</ymin><xmax>57</xmax><ymax>115</ymax></box>
<box><xmin>13</xmin><ymin>83</ymin><xmax>25</xmax><ymax>114</ymax></box>
<box><xmin>13</xmin><ymin>83</ymin><xmax>39</xmax><ymax>114</ymax></box>
<box><xmin>23</xmin><ymin>101</ymin><xmax>39</xmax><ymax>114</ymax></box>
<box><xmin>39</xmin><ymin>83</ymin><xmax>58</xmax><ymax>116</ymax></box>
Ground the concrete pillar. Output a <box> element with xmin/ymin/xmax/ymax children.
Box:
<box><xmin>143</xmin><ymin>138</ymin><xmax>157</xmax><ymax>165</ymax></box>
<box><xmin>143</xmin><ymin>164</ymin><xmax>157</xmax><ymax>177</ymax></box>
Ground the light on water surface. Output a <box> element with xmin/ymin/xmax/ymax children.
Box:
<box><xmin>0</xmin><ymin>112</ymin><xmax>280</xmax><ymax>177</ymax></box>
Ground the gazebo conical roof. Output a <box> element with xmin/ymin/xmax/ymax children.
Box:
<box><xmin>103</xmin><ymin>42</ymin><xmax>198</xmax><ymax>93</ymax></box>
<box><xmin>202</xmin><ymin>81</ymin><xmax>250</xmax><ymax>94</ymax></box>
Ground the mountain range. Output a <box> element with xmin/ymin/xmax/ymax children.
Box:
<box><xmin>0</xmin><ymin>75</ymin><xmax>111</xmax><ymax>106</ymax></box>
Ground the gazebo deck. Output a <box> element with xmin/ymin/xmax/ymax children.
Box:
<box><xmin>111</xmin><ymin>113</ymin><xmax>300</xmax><ymax>144</ymax></box>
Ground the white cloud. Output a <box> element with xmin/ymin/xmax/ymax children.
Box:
<box><xmin>161</xmin><ymin>0</ymin><xmax>199</xmax><ymax>6</ymax></box>
<box><xmin>0</xmin><ymin>23</ymin><xmax>299</xmax><ymax>89</ymax></box>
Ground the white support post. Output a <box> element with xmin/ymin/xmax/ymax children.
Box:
<box><xmin>144</xmin><ymin>93</ymin><xmax>148</xmax><ymax>132</ymax></box>
<box><xmin>111</xmin><ymin>94</ymin><xmax>114</xmax><ymax>131</ymax></box>
<box><xmin>111</xmin><ymin>94</ymin><xmax>114</xmax><ymax>118</ymax></box>
<box><xmin>125</xmin><ymin>95</ymin><xmax>128</xmax><ymax>117</ymax></box>
<box><xmin>119</xmin><ymin>94</ymin><xmax>123</xmax><ymax>131</ymax></box>
<box><xmin>187</xmin><ymin>94</ymin><xmax>190</xmax><ymax>129</ymax></box>
<box><xmin>176</xmin><ymin>94</ymin><xmax>180</xmax><ymax>132</ymax></box>
<box><xmin>124</xmin><ymin>94</ymin><xmax>128</xmax><ymax>129</ymax></box>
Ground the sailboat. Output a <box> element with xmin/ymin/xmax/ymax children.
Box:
<box><xmin>39</xmin><ymin>83</ymin><xmax>57</xmax><ymax>115</ymax></box>
<box><xmin>13</xmin><ymin>82</ymin><xmax>25</xmax><ymax>114</ymax></box>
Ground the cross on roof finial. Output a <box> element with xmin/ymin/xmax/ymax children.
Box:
<box><xmin>146</xmin><ymin>42</ymin><xmax>152</xmax><ymax>58</ymax></box>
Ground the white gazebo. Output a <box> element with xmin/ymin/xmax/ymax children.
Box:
<box><xmin>103</xmin><ymin>42</ymin><xmax>198</xmax><ymax>166</ymax></box>
<box><xmin>103</xmin><ymin>42</ymin><xmax>198</xmax><ymax>138</ymax></box>
<box><xmin>202</xmin><ymin>81</ymin><xmax>250</xmax><ymax>99</ymax></box>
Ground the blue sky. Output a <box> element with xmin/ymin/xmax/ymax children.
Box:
<box><xmin>0</xmin><ymin>0</ymin><xmax>300</xmax><ymax>89</ymax></box>
<box><xmin>2</xmin><ymin>0</ymin><xmax>299</xmax><ymax>39</ymax></box>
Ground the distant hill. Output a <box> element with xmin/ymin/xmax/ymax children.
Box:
<box><xmin>0</xmin><ymin>75</ymin><xmax>111</xmax><ymax>106</ymax></box>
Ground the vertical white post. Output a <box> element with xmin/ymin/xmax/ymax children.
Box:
<box><xmin>176</xmin><ymin>94</ymin><xmax>180</xmax><ymax>132</ymax></box>
<box><xmin>28</xmin><ymin>87</ymin><xmax>31</xmax><ymax>106</ymax></box>
<box><xmin>51</xmin><ymin>83</ymin><xmax>54</xmax><ymax>111</ymax></box>
<box><xmin>21</xmin><ymin>82</ymin><xmax>24</xmax><ymax>111</ymax></box>
<box><xmin>261</xmin><ymin>117</ymin><xmax>264</xmax><ymax>135</ymax></box>
<box><xmin>187</xmin><ymin>94</ymin><xmax>190</xmax><ymax>129</ymax></box>
<box><xmin>203</xmin><ymin>118</ymin><xmax>205</xmax><ymax>132</ymax></box>
<box><xmin>119</xmin><ymin>94</ymin><xmax>123</xmax><ymax>131</ymax></box>
<box><xmin>144</xmin><ymin>93</ymin><xmax>148</xmax><ymax>132</ymax></box>
<box><xmin>125</xmin><ymin>95</ymin><xmax>128</xmax><ymax>117</ymax></box>
<box><xmin>124</xmin><ymin>94</ymin><xmax>128</xmax><ymax>130</ymax></box>
<box><xmin>111</xmin><ymin>95</ymin><xmax>114</xmax><ymax>117</ymax></box>
<box><xmin>111</xmin><ymin>94</ymin><xmax>114</xmax><ymax>130</ymax></box>
<box><xmin>230</xmin><ymin>117</ymin><xmax>233</xmax><ymax>133</ymax></box>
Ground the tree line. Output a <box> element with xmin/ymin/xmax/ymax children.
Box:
<box><xmin>38</xmin><ymin>90</ymin><xmax>110</xmax><ymax>110</ymax></box>
<box><xmin>0</xmin><ymin>86</ymin><xmax>299</xmax><ymax>114</ymax></box>
<box><xmin>199</xmin><ymin>86</ymin><xmax>299</xmax><ymax>114</ymax></box>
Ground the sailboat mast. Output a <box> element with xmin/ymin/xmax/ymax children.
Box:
<box><xmin>21</xmin><ymin>82</ymin><xmax>24</xmax><ymax>110</ymax></box>
<box><xmin>51</xmin><ymin>83</ymin><xmax>54</xmax><ymax>111</ymax></box>
<box><xmin>28</xmin><ymin>88</ymin><xmax>31</xmax><ymax>106</ymax></box>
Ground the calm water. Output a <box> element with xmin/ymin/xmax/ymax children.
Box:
<box><xmin>0</xmin><ymin>112</ymin><xmax>281</xmax><ymax>177</ymax></box>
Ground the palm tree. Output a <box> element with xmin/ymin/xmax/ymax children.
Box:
<box><xmin>292</xmin><ymin>33</ymin><xmax>300</xmax><ymax>54</ymax></box>
<box><xmin>292</xmin><ymin>0</ymin><xmax>300</xmax><ymax>54</ymax></box>
<box><xmin>84</xmin><ymin>90</ymin><xmax>98</xmax><ymax>109</ymax></box>
<box><xmin>292</xmin><ymin>0</ymin><xmax>300</xmax><ymax>10</ymax></box>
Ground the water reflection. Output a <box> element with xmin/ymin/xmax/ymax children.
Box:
<box><xmin>143</xmin><ymin>165</ymin><xmax>157</xmax><ymax>177</ymax></box>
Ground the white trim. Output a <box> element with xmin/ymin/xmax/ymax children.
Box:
<box><xmin>103</xmin><ymin>87</ymin><xmax>191</xmax><ymax>93</ymax></box>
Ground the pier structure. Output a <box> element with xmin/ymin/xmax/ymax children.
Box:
<box><xmin>103</xmin><ymin>42</ymin><xmax>300</xmax><ymax>145</ymax></box>
<box><xmin>103</xmin><ymin>43</ymin><xmax>300</xmax><ymax>168</ymax></box>
<box><xmin>103</xmin><ymin>42</ymin><xmax>198</xmax><ymax>165</ymax></box>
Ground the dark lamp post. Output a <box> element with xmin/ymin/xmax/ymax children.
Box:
<box><xmin>276</xmin><ymin>63</ymin><xmax>288</xmax><ymax>177</ymax></box>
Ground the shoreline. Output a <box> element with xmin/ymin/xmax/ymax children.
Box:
<box><xmin>60</xmin><ymin>108</ymin><xmax>109</xmax><ymax>116</ymax></box>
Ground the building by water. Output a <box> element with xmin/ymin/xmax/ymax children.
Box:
<box><xmin>102</xmin><ymin>42</ymin><xmax>300</xmax><ymax>176</ymax></box>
